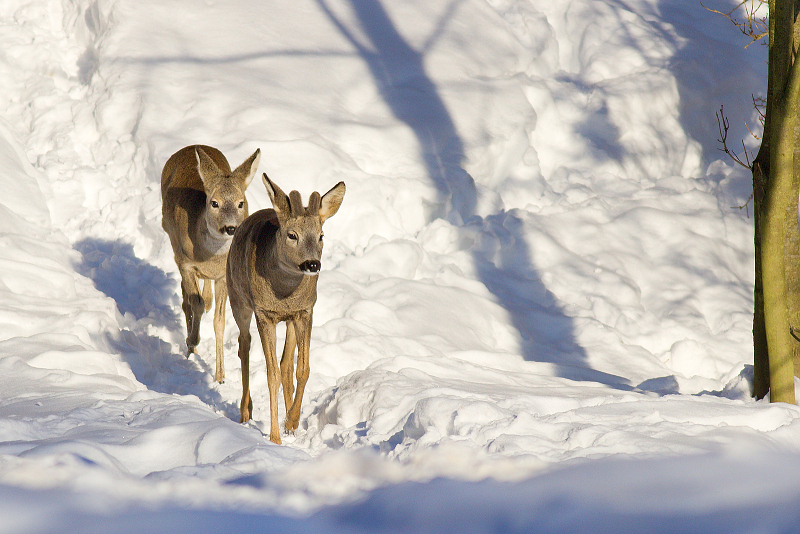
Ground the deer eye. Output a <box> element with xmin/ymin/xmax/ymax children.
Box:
<box><xmin>287</xmin><ymin>232</ymin><xmax>298</xmax><ymax>242</ymax></box>
<box><xmin>319</xmin><ymin>233</ymin><xmax>324</xmax><ymax>242</ymax></box>
<box><xmin>238</xmin><ymin>201</ymin><xmax>245</xmax><ymax>209</ymax></box>
<box><xmin>210</xmin><ymin>200</ymin><xmax>219</xmax><ymax>209</ymax></box>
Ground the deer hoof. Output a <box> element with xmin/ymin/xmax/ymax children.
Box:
<box><xmin>240</xmin><ymin>398</ymin><xmax>253</xmax><ymax>423</ymax></box>
<box><xmin>285</xmin><ymin>417</ymin><xmax>299</xmax><ymax>433</ymax></box>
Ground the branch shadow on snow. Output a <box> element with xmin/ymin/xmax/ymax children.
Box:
<box><xmin>73</xmin><ymin>238</ymin><xmax>239</xmax><ymax>417</ymax></box>
<box><xmin>316</xmin><ymin>0</ymin><xmax>630</xmax><ymax>388</ymax></box>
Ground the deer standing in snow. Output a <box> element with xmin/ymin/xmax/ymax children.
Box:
<box><xmin>161</xmin><ymin>145</ymin><xmax>260</xmax><ymax>383</ymax></box>
<box><xmin>227</xmin><ymin>173</ymin><xmax>345</xmax><ymax>444</ymax></box>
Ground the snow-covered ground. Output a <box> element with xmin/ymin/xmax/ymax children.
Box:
<box><xmin>0</xmin><ymin>0</ymin><xmax>797</xmax><ymax>531</ymax></box>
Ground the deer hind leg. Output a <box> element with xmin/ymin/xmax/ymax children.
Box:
<box><xmin>212</xmin><ymin>278</ymin><xmax>227</xmax><ymax>383</ymax></box>
<box><xmin>280</xmin><ymin>321</ymin><xmax>297</xmax><ymax>412</ymax></box>
<box><xmin>255</xmin><ymin>311</ymin><xmax>281</xmax><ymax>444</ymax></box>
<box><xmin>180</xmin><ymin>269</ymin><xmax>204</xmax><ymax>356</ymax></box>
<box><xmin>180</xmin><ymin>283</ymin><xmax>191</xmax><ymax>341</ymax></box>
<box><xmin>285</xmin><ymin>312</ymin><xmax>311</xmax><ymax>433</ymax></box>
<box><xmin>232</xmin><ymin>304</ymin><xmax>253</xmax><ymax>423</ymax></box>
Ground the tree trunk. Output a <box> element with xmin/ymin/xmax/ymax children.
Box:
<box><xmin>789</xmin><ymin>118</ymin><xmax>800</xmax><ymax>375</ymax></box>
<box><xmin>753</xmin><ymin>157</ymin><xmax>769</xmax><ymax>399</ymax></box>
<box><xmin>790</xmin><ymin>4</ymin><xmax>800</xmax><ymax>379</ymax></box>
<box><xmin>762</xmin><ymin>0</ymin><xmax>797</xmax><ymax>404</ymax></box>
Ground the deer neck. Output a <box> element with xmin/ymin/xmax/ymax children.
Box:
<box><xmin>264</xmin><ymin>243</ymin><xmax>308</xmax><ymax>300</ymax></box>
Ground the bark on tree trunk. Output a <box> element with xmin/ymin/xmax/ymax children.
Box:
<box><xmin>753</xmin><ymin>158</ymin><xmax>769</xmax><ymax>399</ymax></box>
<box><xmin>762</xmin><ymin>0</ymin><xmax>797</xmax><ymax>404</ymax></box>
<box><xmin>788</xmin><ymin>121</ymin><xmax>800</xmax><ymax>375</ymax></box>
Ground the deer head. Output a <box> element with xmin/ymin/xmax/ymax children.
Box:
<box><xmin>262</xmin><ymin>173</ymin><xmax>345</xmax><ymax>277</ymax></box>
<box><xmin>196</xmin><ymin>146</ymin><xmax>260</xmax><ymax>238</ymax></box>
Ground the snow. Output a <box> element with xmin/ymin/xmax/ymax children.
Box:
<box><xmin>0</xmin><ymin>0</ymin><xmax>796</xmax><ymax>531</ymax></box>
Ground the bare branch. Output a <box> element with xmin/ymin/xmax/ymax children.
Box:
<box><xmin>741</xmin><ymin>139</ymin><xmax>753</xmax><ymax>167</ymax></box>
<box><xmin>700</xmin><ymin>0</ymin><xmax>768</xmax><ymax>47</ymax></box>
<box><xmin>744</xmin><ymin>121</ymin><xmax>762</xmax><ymax>141</ymax></box>
<box><xmin>717</xmin><ymin>104</ymin><xmax>756</xmax><ymax>216</ymax></box>
<box><xmin>702</xmin><ymin>1</ymin><xmax>766</xmax><ymax>218</ymax></box>
<box><xmin>742</xmin><ymin>95</ymin><xmax>766</xmax><ymax>141</ymax></box>
<box><xmin>752</xmin><ymin>94</ymin><xmax>766</xmax><ymax>120</ymax></box>
<box><xmin>732</xmin><ymin>191</ymin><xmax>754</xmax><ymax>218</ymax></box>
<box><xmin>716</xmin><ymin>105</ymin><xmax>753</xmax><ymax>169</ymax></box>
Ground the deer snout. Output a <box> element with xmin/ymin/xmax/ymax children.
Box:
<box><xmin>300</xmin><ymin>260</ymin><xmax>321</xmax><ymax>274</ymax></box>
<box><xmin>221</xmin><ymin>225</ymin><xmax>237</xmax><ymax>236</ymax></box>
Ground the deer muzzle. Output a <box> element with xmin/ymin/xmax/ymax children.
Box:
<box><xmin>299</xmin><ymin>260</ymin><xmax>321</xmax><ymax>274</ymax></box>
<box><xmin>221</xmin><ymin>225</ymin><xmax>237</xmax><ymax>236</ymax></box>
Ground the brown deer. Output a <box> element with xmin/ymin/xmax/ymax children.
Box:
<box><xmin>161</xmin><ymin>145</ymin><xmax>260</xmax><ymax>383</ymax></box>
<box><xmin>227</xmin><ymin>173</ymin><xmax>345</xmax><ymax>444</ymax></box>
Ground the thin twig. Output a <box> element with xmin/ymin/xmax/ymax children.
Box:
<box><xmin>700</xmin><ymin>0</ymin><xmax>768</xmax><ymax>47</ymax></box>
<box><xmin>791</xmin><ymin>324</ymin><xmax>800</xmax><ymax>343</ymax></box>
<box><xmin>716</xmin><ymin>105</ymin><xmax>753</xmax><ymax>169</ymax></box>
<box><xmin>732</xmin><ymin>191</ymin><xmax>754</xmax><ymax>218</ymax></box>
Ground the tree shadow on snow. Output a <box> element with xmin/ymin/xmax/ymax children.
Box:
<box><xmin>73</xmin><ymin>238</ymin><xmax>238</xmax><ymax>417</ymax></box>
<box><xmin>74</xmin><ymin>238</ymin><xmax>180</xmax><ymax>325</ymax></box>
<box><xmin>315</xmin><ymin>0</ymin><xmax>630</xmax><ymax>388</ymax></box>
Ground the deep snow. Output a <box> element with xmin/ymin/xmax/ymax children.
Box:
<box><xmin>0</xmin><ymin>0</ymin><xmax>797</xmax><ymax>532</ymax></box>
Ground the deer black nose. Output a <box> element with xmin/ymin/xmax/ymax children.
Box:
<box><xmin>300</xmin><ymin>260</ymin><xmax>320</xmax><ymax>273</ymax></box>
<box><xmin>222</xmin><ymin>226</ymin><xmax>237</xmax><ymax>236</ymax></box>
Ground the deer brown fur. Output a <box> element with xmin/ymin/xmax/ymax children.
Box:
<box><xmin>161</xmin><ymin>145</ymin><xmax>260</xmax><ymax>383</ymax></box>
<box><xmin>227</xmin><ymin>173</ymin><xmax>345</xmax><ymax>443</ymax></box>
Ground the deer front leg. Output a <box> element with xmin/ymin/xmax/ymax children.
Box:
<box><xmin>212</xmin><ymin>278</ymin><xmax>227</xmax><ymax>383</ymax></box>
<box><xmin>280</xmin><ymin>321</ymin><xmax>297</xmax><ymax>412</ymax></box>
<box><xmin>179</xmin><ymin>268</ymin><xmax>204</xmax><ymax>356</ymax></box>
<box><xmin>285</xmin><ymin>311</ymin><xmax>312</xmax><ymax>433</ymax></box>
<box><xmin>255</xmin><ymin>311</ymin><xmax>282</xmax><ymax>444</ymax></box>
<box><xmin>202</xmin><ymin>279</ymin><xmax>213</xmax><ymax>312</ymax></box>
<box><xmin>233</xmin><ymin>306</ymin><xmax>253</xmax><ymax>423</ymax></box>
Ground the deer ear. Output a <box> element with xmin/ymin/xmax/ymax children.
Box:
<box><xmin>319</xmin><ymin>181</ymin><xmax>345</xmax><ymax>223</ymax></box>
<box><xmin>195</xmin><ymin>147</ymin><xmax>222</xmax><ymax>187</ymax></box>
<box><xmin>234</xmin><ymin>148</ymin><xmax>260</xmax><ymax>188</ymax></box>
<box><xmin>262</xmin><ymin>173</ymin><xmax>291</xmax><ymax>216</ymax></box>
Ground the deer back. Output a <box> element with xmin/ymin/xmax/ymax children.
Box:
<box><xmin>161</xmin><ymin>145</ymin><xmax>231</xmax><ymax>194</ymax></box>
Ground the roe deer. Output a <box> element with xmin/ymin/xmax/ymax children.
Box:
<box><xmin>227</xmin><ymin>173</ymin><xmax>345</xmax><ymax>444</ymax></box>
<box><xmin>161</xmin><ymin>145</ymin><xmax>260</xmax><ymax>383</ymax></box>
